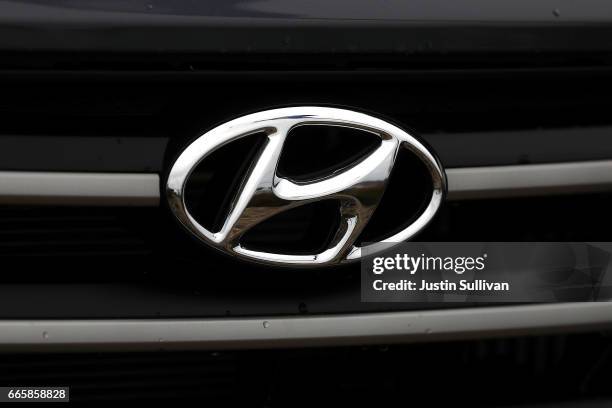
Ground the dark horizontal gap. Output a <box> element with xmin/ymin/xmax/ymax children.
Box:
<box><xmin>0</xmin><ymin>352</ymin><xmax>235</xmax><ymax>368</ymax></box>
<box><xmin>0</xmin><ymin>250</ymin><xmax>150</xmax><ymax>256</ymax></box>
<box><xmin>1</xmin><ymin>52</ymin><xmax>612</xmax><ymax>71</ymax></box>
<box><xmin>420</xmin><ymin>193</ymin><xmax>612</xmax><ymax>241</ymax></box>
<box><xmin>0</xmin><ymin>238</ymin><xmax>146</xmax><ymax>247</ymax></box>
<box><xmin>2</xmin><ymin>125</ymin><xmax>612</xmax><ymax>171</ymax></box>
<box><xmin>0</xmin><ymin>67</ymin><xmax>611</xmax><ymax>143</ymax></box>
<box><xmin>1</xmin><ymin>370</ymin><xmax>235</xmax><ymax>382</ymax></box>
<box><xmin>0</xmin><ymin>136</ymin><xmax>167</xmax><ymax>172</ymax></box>
<box><xmin>2</xmin><ymin>66</ymin><xmax>612</xmax><ymax>84</ymax></box>
<box><xmin>0</xmin><ymin>333</ymin><xmax>610</xmax><ymax>403</ymax></box>
<box><xmin>0</xmin><ymin>217</ymin><xmax>117</xmax><ymax>225</ymax></box>
<box><xmin>0</xmin><ymin>227</ymin><xmax>129</xmax><ymax>235</ymax></box>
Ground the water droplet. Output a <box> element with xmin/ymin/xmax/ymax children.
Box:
<box><xmin>553</xmin><ymin>9</ymin><xmax>561</xmax><ymax>17</ymax></box>
<box><xmin>42</xmin><ymin>331</ymin><xmax>49</xmax><ymax>339</ymax></box>
<box><xmin>263</xmin><ymin>321</ymin><xmax>271</xmax><ymax>329</ymax></box>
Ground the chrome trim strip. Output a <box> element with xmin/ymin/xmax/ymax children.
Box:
<box><xmin>446</xmin><ymin>160</ymin><xmax>612</xmax><ymax>200</ymax></box>
<box><xmin>0</xmin><ymin>172</ymin><xmax>159</xmax><ymax>206</ymax></box>
<box><xmin>0</xmin><ymin>303</ymin><xmax>610</xmax><ymax>351</ymax></box>
<box><xmin>1</xmin><ymin>160</ymin><xmax>612</xmax><ymax>206</ymax></box>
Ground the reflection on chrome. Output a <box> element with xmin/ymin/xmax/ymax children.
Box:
<box><xmin>167</xmin><ymin>106</ymin><xmax>446</xmax><ymax>266</ymax></box>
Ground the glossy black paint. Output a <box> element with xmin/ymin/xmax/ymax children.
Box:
<box><xmin>4</xmin><ymin>0</ymin><xmax>612</xmax><ymax>21</ymax></box>
<box><xmin>1</xmin><ymin>1</ymin><xmax>612</xmax><ymax>53</ymax></box>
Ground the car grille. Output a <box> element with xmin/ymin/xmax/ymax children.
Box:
<box><xmin>0</xmin><ymin>191</ymin><xmax>610</xmax><ymax>318</ymax></box>
<box><xmin>0</xmin><ymin>53</ymin><xmax>611</xmax><ymax>318</ymax></box>
<box><xmin>0</xmin><ymin>332</ymin><xmax>610</xmax><ymax>404</ymax></box>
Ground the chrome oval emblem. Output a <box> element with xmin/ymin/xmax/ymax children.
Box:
<box><xmin>167</xmin><ymin>107</ymin><xmax>446</xmax><ymax>266</ymax></box>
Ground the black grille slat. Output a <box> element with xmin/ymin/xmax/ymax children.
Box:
<box><xmin>0</xmin><ymin>193</ymin><xmax>610</xmax><ymax>317</ymax></box>
<box><xmin>2</xmin><ymin>67</ymin><xmax>612</xmax><ymax>170</ymax></box>
<box><xmin>0</xmin><ymin>333</ymin><xmax>610</xmax><ymax>403</ymax></box>
<box><xmin>0</xmin><ymin>207</ymin><xmax>151</xmax><ymax>258</ymax></box>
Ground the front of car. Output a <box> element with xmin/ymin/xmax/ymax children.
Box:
<box><xmin>0</xmin><ymin>1</ymin><xmax>611</xmax><ymax>404</ymax></box>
